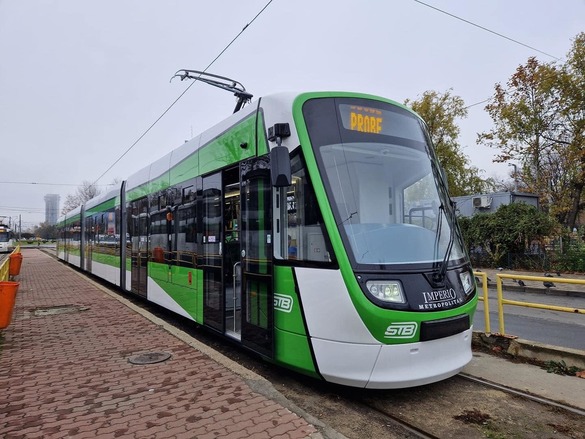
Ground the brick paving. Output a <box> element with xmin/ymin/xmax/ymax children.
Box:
<box><xmin>0</xmin><ymin>250</ymin><xmax>320</xmax><ymax>439</ymax></box>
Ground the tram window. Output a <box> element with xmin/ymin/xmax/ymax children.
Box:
<box><xmin>276</xmin><ymin>152</ymin><xmax>335</xmax><ymax>264</ymax></box>
<box><xmin>182</xmin><ymin>184</ymin><xmax>196</xmax><ymax>204</ymax></box>
<box><xmin>403</xmin><ymin>173</ymin><xmax>438</xmax><ymax>230</ymax></box>
<box><xmin>176</xmin><ymin>204</ymin><xmax>197</xmax><ymax>267</ymax></box>
<box><xmin>171</xmin><ymin>187</ymin><xmax>182</xmax><ymax>205</ymax></box>
<box><xmin>100</xmin><ymin>214</ymin><xmax>106</xmax><ymax>239</ymax></box>
<box><xmin>177</xmin><ymin>205</ymin><xmax>197</xmax><ymax>243</ymax></box>
<box><xmin>150</xmin><ymin>211</ymin><xmax>167</xmax><ymax>249</ymax></box>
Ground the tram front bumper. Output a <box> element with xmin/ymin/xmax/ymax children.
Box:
<box><xmin>312</xmin><ymin>327</ymin><xmax>473</xmax><ymax>389</ymax></box>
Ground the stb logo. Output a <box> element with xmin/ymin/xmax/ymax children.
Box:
<box><xmin>384</xmin><ymin>322</ymin><xmax>418</xmax><ymax>339</ymax></box>
<box><xmin>274</xmin><ymin>294</ymin><xmax>293</xmax><ymax>313</ymax></box>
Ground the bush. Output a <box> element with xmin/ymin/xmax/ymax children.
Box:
<box><xmin>551</xmin><ymin>238</ymin><xmax>585</xmax><ymax>272</ymax></box>
<box><xmin>459</xmin><ymin>203</ymin><xmax>557</xmax><ymax>268</ymax></box>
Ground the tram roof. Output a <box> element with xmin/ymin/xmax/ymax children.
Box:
<box><xmin>58</xmin><ymin>90</ymin><xmax>412</xmax><ymax>220</ymax></box>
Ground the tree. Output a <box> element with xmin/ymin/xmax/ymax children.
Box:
<box><xmin>34</xmin><ymin>222</ymin><xmax>58</xmax><ymax>240</ymax></box>
<box><xmin>478</xmin><ymin>58</ymin><xmax>566</xmax><ymax>215</ymax></box>
<box><xmin>61</xmin><ymin>180</ymin><xmax>101</xmax><ymax>215</ymax></box>
<box><xmin>478</xmin><ymin>33</ymin><xmax>585</xmax><ymax>230</ymax></box>
<box><xmin>405</xmin><ymin>90</ymin><xmax>495</xmax><ymax>196</ymax></box>
<box><xmin>556</xmin><ymin>33</ymin><xmax>585</xmax><ymax>229</ymax></box>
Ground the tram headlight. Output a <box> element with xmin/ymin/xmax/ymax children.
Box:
<box><xmin>366</xmin><ymin>280</ymin><xmax>405</xmax><ymax>303</ymax></box>
<box><xmin>460</xmin><ymin>271</ymin><xmax>474</xmax><ymax>295</ymax></box>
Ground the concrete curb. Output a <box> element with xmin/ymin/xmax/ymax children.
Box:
<box><xmin>473</xmin><ymin>331</ymin><xmax>585</xmax><ymax>370</ymax></box>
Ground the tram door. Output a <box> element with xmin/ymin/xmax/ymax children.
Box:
<box><xmin>129</xmin><ymin>197</ymin><xmax>149</xmax><ymax>297</ymax></box>
<box><xmin>239</xmin><ymin>158</ymin><xmax>274</xmax><ymax>358</ymax></box>
<box><xmin>203</xmin><ymin>161</ymin><xmax>274</xmax><ymax>357</ymax></box>
<box><xmin>202</xmin><ymin>173</ymin><xmax>224</xmax><ymax>332</ymax></box>
<box><xmin>223</xmin><ymin>168</ymin><xmax>241</xmax><ymax>339</ymax></box>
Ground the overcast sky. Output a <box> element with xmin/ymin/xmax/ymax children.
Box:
<box><xmin>1</xmin><ymin>0</ymin><xmax>583</xmax><ymax>228</ymax></box>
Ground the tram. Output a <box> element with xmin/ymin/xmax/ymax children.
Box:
<box><xmin>0</xmin><ymin>223</ymin><xmax>15</xmax><ymax>253</ymax></box>
<box><xmin>57</xmin><ymin>89</ymin><xmax>477</xmax><ymax>389</ymax></box>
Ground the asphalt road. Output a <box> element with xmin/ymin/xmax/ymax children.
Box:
<box><xmin>474</xmin><ymin>289</ymin><xmax>585</xmax><ymax>350</ymax></box>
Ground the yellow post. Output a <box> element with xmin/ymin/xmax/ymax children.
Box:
<box><xmin>0</xmin><ymin>256</ymin><xmax>8</xmax><ymax>282</ymax></box>
<box><xmin>473</xmin><ymin>271</ymin><xmax>491</xmax><ymax>333</ymax></box>
<box><xmin>0</xmin><ymin>245</ymin><xmax>20</xmax><ymax>282</ymax></box>
<box><xmin>497</xmin><ymin>275</ymin><xmax>505</xmax><ymax>334</ymax></box>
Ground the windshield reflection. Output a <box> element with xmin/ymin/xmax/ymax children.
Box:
<box><xmin>318</xmin><ymin>141</ymin><xmax>464</xmax><ymax>266</ymax></box>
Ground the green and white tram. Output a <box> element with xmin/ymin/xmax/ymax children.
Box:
<box><xmin>0</xmin><ymin>223</ymin><xmax>15</xmax><ymax>253</ymax></box>
<box><xmin>57</xmin><ymin>91</ymin><xmax>477</xmax><ymax>388</ymax></box>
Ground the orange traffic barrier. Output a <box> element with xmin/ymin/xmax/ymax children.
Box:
<box><xmin>0</xmin><ymin>281</ymin><xmax>20</xmax><ymax>329</ymax></box>
<box><xmin>9</xmin><ymin>252</ymin><xmax>23</xmax><ymax>276</ymax></box>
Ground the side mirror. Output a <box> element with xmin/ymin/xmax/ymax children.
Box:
<box><xmin>270</xmin><ymin>146</ymin><xmax>292</xmax><ymax>187</ymax></box>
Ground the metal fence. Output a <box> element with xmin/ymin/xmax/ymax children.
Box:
<box><xmin>474</xmin><ymin>271</ymin><xmax>585</xmax><ymax>336</ymax></box>
<box><xmin>0</xmin><ymin>246</ymin><xmax>21</xmax><ymax>281</ymax></box>
<box><xmin>469</xmin><ymin>235</ymin><xmax>585</xmax><ymax>273</ymax></box>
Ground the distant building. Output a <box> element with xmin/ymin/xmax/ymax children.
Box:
<box><xmin>44</xmin><ymin>194</ymin><xmax>60</xmax><ymax>225</ymax></box>
<box><xmin>452</xmin><ymin>191</ymin><xmax>539</xmax><ymax>218</ymax></box>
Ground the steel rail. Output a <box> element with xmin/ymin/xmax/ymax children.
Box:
<box><xmin>458</xmin><ymin>373</ymin><xmax>585</xmax><ymax>417</ymax></box>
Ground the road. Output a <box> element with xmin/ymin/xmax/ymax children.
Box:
<box><xmin>474</xmin><ymin>288</ymin><xmax>585</xmax><ymax>350</ymax></box>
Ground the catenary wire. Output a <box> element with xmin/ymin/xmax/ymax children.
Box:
<box><xmin>462</xmin><ymin>62</ymin><xmax>566</xmax><ymax>110</ymax></box>
<box><xmin>463</xmin><ymin>98</ymin><xmax>491</xmax><ymax>110</ymax></box>
<box><xmin>412</xmin><ymin>0</ymin><xmax>561</xmax><ymax>61</ymax></box>
<box><xmin>91</xmin><ymin>0</ymin><xmax>275</xmax><ymax>187</ymax></box>
<box><xmin>0</xmin><ymin>206</ymin><xmax>45</xmax><ymax>213</ymax></box>
<box><xmin>0</xmin><ymin>181</ymin><xmax>110</xmax><ymax>187</ymax></box>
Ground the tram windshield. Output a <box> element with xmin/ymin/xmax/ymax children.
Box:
<box><xmin>0</xmin><ymin>230</ymin><xmax>12</xmax><ymax>242</ymax></box>
<box><xmin>302</xmin><ymin>97</ymin><xmax>465</xmax><ymax>268</ymax></box>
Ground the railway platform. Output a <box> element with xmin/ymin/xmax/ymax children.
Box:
<box><xmin>0</xmin><ymin>250</ymin><xmax>322</xmax><ymax>439</ymax></box>
<box><xmin>1</xmin><ymin>249</ymin><xmax>584</xmax><ymax>439</ymax></box>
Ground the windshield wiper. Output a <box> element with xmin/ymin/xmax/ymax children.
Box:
<box><xmin>432</xmin><ymin>204</ymin><xmax>454</xmax><ymax>284</ymax></box>
<box><xmin>337</xmin><ymin>211</ymin><xmax>358</xmax><ymax>227</ymax></box>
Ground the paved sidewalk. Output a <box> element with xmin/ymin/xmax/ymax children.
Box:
<box><xmin>0</xmin><ymin>250</ymin><xmax>322</xmax><ymax>439</ymax></box>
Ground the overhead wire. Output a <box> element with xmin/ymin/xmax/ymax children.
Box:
<box><xmin>412</xmin><ymin>0</ymin><xmax>561</xmax><ymax>61</ymax></box>
<box><xmin>463</xmin><ymin>98</ymin><xmax>491</xmax><ymax>110</ymax></box>
<box><xmin>463</xmin><ymin>63</ymin><xmax>567</xmax><ymax>111</ymax></box>
<box><xmin>0</xmin><ymin>181</ymin><xmax>110</xmax><ymax>187</ymax></box>
<box><xmin>92</xmin><ymin>0</ymin><xmax>275</xmax><ymax>186</ymax></box>
<box><xmin>0</xmin><ymin>206</ymin><xmax>45</xmax><ymax>213</ymax></box>
<box><xmin>412</xmin><ymin>0</ymin><xmax>563</xmax><ymax>112</ymax></box>
<box><xmin>5</xmin><ymin>2</ymin><xmax>275</xmax><ymax>223</ymax></box>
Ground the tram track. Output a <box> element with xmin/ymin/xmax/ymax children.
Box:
<box><xmin>346</xmin><ymin>402</ymin><xmax>443</xmax><ymax>439</ymax></box>
<box><xmin>458</xmin><ymin>373</ymin><xmax>585</xmax><ymax>418</ymax></box>
<box><xmin>287</xmin><ymin>370</ymin><xmax>585</xmax><ymax>439</ymax></box>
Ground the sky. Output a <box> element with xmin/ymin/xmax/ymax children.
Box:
<box><xmin>0</xmin><ymin>0</ymin><xmax>583</xmax><ymax>229</ymax></box>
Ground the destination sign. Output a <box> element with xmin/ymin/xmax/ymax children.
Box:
<box><xmin>346</xmin><ymin>105</ymin><xmax>383</xmax><ymax>134</ymax></box>
<box><xmin>337</xmin><ymin>102</ymin><xmax>428</xmax><ymax>144</ymax></box>
<box><xmin>339</xmin><ymin>103</ymin><xmax>401</xmax><ymax>136</ymax></box>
